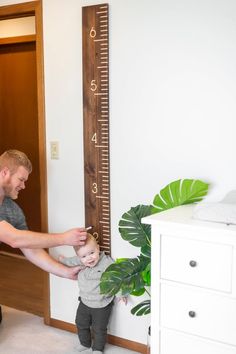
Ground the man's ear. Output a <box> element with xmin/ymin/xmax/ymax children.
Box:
<box><xmin>1</xmin><ymin>167</ymin><xmax>10</xmax><ymax>178</ymax></box>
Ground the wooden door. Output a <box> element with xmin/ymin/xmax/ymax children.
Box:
<box><xmin>0</xmin><ymin>40</ymin><xmax>41</xmax><ymax>255</ymax></box>
<box><xmin>0</xmin><ymin>38</ymin><xmax>44</xmax><ymax>316</ymax></box>
<box><xmin>0</xmin><ymin>1</ymin><xmax>49</xmax><ymax>324</ymax></box>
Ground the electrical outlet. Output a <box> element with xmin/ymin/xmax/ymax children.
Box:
<box><xmin>50</xmin><ymin>141</ymin><xmax>59</xmax><ymax>159</ymax></box>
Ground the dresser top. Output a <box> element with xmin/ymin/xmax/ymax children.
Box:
<box><xmin>142</xmin><ymin>205</ymin><xmax>236</xmax><ymax>238</ymax></box>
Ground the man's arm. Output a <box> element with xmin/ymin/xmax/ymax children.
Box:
<box><xmin>0</xmin><ymin>220</ymin><xmax>87</xmax><ymax>249</ymax></box>
<box><xmin>21</xmin><ymin>248</ymin><xmax>81</xmax><ymax>280</ymax></box>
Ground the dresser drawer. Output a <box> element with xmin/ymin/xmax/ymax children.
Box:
<box><xmin>161</xmin><ymin>235</ymin><xmax>232</xmax><ymax>292</ymax></box>
<box><xmin>161</xmin><ymin>284</ymin><xmax>236</xmax><ymax>346</ymax></box>
<box><xmin>161</xmin><ymin>329</ymin><xmax>236</xmax><ymax>354</ymax></box>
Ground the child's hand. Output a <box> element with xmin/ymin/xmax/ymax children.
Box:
<box><xmin>117</xmin><ymin>296</ymin><xmax>128</xmax><ymax>305</ymax></box>
<box><xmin>58</xmin><ymin>254</ymin><xmax>65</xmax><ymax>263</ymax></box>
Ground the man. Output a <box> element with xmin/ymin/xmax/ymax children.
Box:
<box><xmin>0</xmin><ymin>149</ymin><xmax>87</xmax><ymax>322</ymax></box>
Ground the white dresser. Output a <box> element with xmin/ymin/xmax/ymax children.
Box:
<box><xmin>142</xmin><ymin>205</ymin><xmax>236</xmax><ymax>354</ymax></box>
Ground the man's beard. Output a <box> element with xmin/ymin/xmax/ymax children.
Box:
<box><xmin>3</xmin><ymin>180</ymin><xmax>18</xmax><ymax>200</ymax></box>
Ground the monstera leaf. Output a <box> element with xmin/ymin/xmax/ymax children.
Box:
<box><xmin>118</xmin><ymin>204</ymin><xmax>152</xmax><ymax>257</ymax></box>
<box><xmin>152</xmin><ymin>179</ymin><xmax>209</xmax><ymax>213</ymax></box>
<box><xmin>100</xmin><ymin>178</ymin><xmax>209</xmax><ymax>316</ymax></box>
<box><xmin>100</xmin><ymin>256</ymin><xmax>149</xmax><ymax>296</ymax></box>
<box><xmin>131</xmin><ymin>299</ymin><xmax>150</xmax><ymax>316</ymax></box>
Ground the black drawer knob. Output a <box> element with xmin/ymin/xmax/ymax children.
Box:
<box><xmin>188</xmin><ymin>311</ymin><xmax>196</xmax><ymax>318</ymax></box>
<box><xmin>189</xmin><ymin>260</ymin><xmax>197</xmax><ymax>267</ymax></box>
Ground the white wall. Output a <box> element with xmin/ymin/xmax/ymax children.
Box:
<box><xmin>1</xmin><ymin>0</ymin><xmax>236</xmax><ymax>345</ymax></box>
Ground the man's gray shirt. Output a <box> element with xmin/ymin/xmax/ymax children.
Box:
<box><xmin>0</xmin><ymin>197</ymin><xmax>27</xmax><ymax>230</ymax></box>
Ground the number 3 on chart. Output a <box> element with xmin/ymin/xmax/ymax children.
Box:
<box><xmin>92</xmin><ymin>182</ymin><xmax>98</xmax><ymax>194</ymax></box>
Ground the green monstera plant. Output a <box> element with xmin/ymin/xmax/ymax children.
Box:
<box><xmin>100</xmin><ymin>179</ymin><xmax>209</xmax><ymax>316</ymax></box>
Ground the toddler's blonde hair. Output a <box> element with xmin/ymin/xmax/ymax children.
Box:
<box><xmin>74</xmin><ymin>233</ymin><xmax>98</xmax><ymax>254</ymax></box>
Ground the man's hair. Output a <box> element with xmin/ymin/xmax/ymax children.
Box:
<box><xmin>0</xmin><ymin>149</ymin><xmax>32</xmax><ymax>174</ymax></box>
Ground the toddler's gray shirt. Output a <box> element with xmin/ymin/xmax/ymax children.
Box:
<box><xmin>61</xmin><ymin>251</ymin><xmax>114</xmax><ymax>308</ymax></box>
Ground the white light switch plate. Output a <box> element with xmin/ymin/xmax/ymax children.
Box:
<box><xmin>50</xmin><ymin>141</ymin><xmax>59</xmax><ymax>159</ymax></box>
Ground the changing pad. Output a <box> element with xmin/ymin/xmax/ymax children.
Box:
<box><xmin>193</xmin><ymin>202</ymin><xmax>236</xmax><ymax>225</ymax></box>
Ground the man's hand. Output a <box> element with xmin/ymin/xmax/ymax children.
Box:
<box><xmin>63</xmin><ymin>228</ymin><xmax>87</xmax><ymax>246</ymax></box>
<box><xmin>65</xmin><ymin>265</ymin><xmax>85</xmax><ymax>280</ymax></box>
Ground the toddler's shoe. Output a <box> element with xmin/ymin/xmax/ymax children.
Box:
<box><xmin>75</xmin><ymin>343</ymin><xmax>92</xmax><ymax>353</ymax></box>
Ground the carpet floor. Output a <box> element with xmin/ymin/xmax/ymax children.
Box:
<box><xmin>0</xmin><ymin>306</ymin><xmax>140</xmax><ymax>354</ymax></box>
